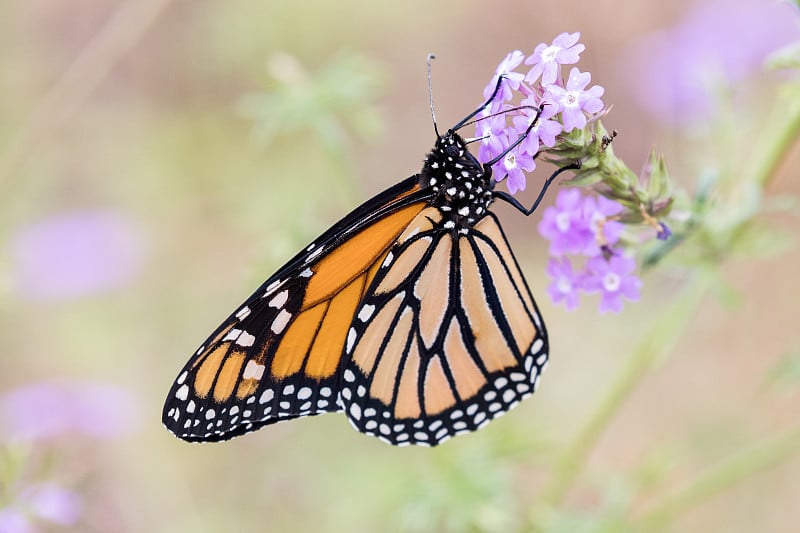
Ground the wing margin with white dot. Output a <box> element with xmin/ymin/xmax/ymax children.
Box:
<box><xmin>162</xmin><ymin>176</ymin><xmax>433</xmax><ymax>442</ymax></box>
<box><xmin>340</xmin><ymin>210</ymin><xmax>549</xmax><ymax>446</ymax></box>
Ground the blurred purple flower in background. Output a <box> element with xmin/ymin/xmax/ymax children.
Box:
<box><xmin>0</xmin><ymin>508</ymin><xmax>34</xmax><ymax>533</ymax></box>
<box><xmin>24</xmin><ymin>484</ymin><xmax>82</xmax><ymax>526</ymax></box>
<box><xmin>8</xmin><ymin>210</ymin><xmax>146</xmax><ymax>301</ymax></box>
<box><xmin>625</xmin><ymin>0</ymin><xmax>799</xmax><ymax>124</ymax></box>
<box><xmin>0</xmin><ymin>484</ymin><xmax>82</xmax><ymax>532</ymax></box>
<box><xmin>0</xmin><ymin>381</ymin><xmax>140</xmax><ymax>441</ymax></box>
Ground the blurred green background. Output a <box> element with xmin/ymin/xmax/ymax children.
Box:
<box><xmin>1</xmin><ymin>0</ymin><xmax>799</xmax><ymax>531</ymax></box>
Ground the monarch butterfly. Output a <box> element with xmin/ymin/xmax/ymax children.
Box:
<box><xmin>162</xmin><ymin>74</ymin><xmax>577</xmax><ymax>447</ymax></box>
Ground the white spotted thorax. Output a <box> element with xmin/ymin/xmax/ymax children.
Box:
<box><xmin>420</xmin><ymin>131</ymin><xmax>494</xmax><ymax>235</ymax></box>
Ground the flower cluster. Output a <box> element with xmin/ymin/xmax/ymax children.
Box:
<box><xmin>475</xmin><ymin>34</ymin><xmax>675</xmax><ymax>313</ymax></box>
<box><xmin>539</xmin><ymin>189</ymin><xmax>642</xmax><ymax>313</ymax></box>
<box><xmin>475</xmin><ymin>32</ymin><xmax>604</xmax><ymax>194</ymax></box>
<box><xmin>0</xmin><ymin>382</ymin><xmax>141</xmax><ymax>532</ymax></box>
<box><xmin>0</xmin><ymin>484</ymin><xmax>82</xmax><ymax>532</ymax></box>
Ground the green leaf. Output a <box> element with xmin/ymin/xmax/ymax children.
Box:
<box><xmin>763</xmin><ymin>348</ymin><xmax>800</xmax><ymax>390</ymax></box>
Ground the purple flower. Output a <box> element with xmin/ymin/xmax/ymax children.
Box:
<box><xmin>24</xmin><ymin>484</ymin><xmax>82</xmax><ymax>526</ymax></box>
<box><xmin>657</xmin><ymin>222</ymin><xmax>672</xmax><ymax>240</ymax></box>
<box><xmin>544</xmin><ymin>68</ymin><xmax>605</xmax><ymax>132</ymax></box>
<box><xmin>583</xmin><ymin>254</ymin><xmax>642</xmax><ymax>313</ymax></box>
<box><xmin>0</xmin><ymin>381</ymin><xmax>140</xmax><ymax>441</ymax></box>
<box><xmin>8</xmin><ymin>210</ymin><xmax>146</xmax><ymax>301</ymax></box>
<box><xmin>546</xmin><ymin>257</ymin><xmax>582</xmax><ymax>310</ymax></box>
<box><xmin>498</xmin><ymin>149</ymin><xmax>536</xmax><ymax>194</ymax></box>
<box><xmin>483</xmin><ymin>50</ymin><xmax>526</xmax><ymax>102</ymax></box>
<box><xmin>525</xmin><ymin>32</ymin><xmax>585</xmax><ymax>85</ymax></box>
<box><xmin>0</xmin><ymin>508</ymin><xmax>34</xmax><ymax>533</ymax></box>
<box><xmin>475</xmin><ymin>107</ymin><xmax>509</xmax><ymax>164</ymax></box>
<box><xmin>512</xmin><ymin>100</ymin><xmax>563</xmax><ymax>158</ymax></box>
<box><xmin>581</xmin><ymin>195</ymin><xmax>625</xmax><ymax>256</ymax></box>
<box><xmin>538</xmin><ymin>188</ymin><xmax>594</xmax><ymax>256</ymax></box>
<box><xmin>624</xmin><ymin>0</ymin><xmax>799</xmax><ymax>124</ymax></box>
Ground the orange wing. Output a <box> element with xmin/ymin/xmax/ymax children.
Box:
<box><xmin>163</xmin><ymin>177</ymin><xmax>431</xmax><ymax>442</ymax></box>
<box><xmin>340</xmin><ymin>211</ymin><xmax>549</xmax><ymax>446</ymax></box>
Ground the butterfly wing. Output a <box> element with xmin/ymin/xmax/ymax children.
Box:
<box><xmin>340</xmin><ymin>209</ymin><xmax>549</xmax><ymax>446</ymax></box>
<box><xmin>163</xmin><ymin>176</ymin><xmax>434</xmax><ymax>442</ymax></box>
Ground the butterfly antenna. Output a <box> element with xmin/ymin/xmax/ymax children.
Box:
<box><xmin>427</xmin><ymin>54</ymin><xmax>440</xmax><ymax>138</ymax></box>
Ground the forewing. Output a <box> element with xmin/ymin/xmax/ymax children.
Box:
<box><xmin>163</xmin><ymin>177</ymin><xmax>431</xmax><ymax>442</ymax></box>
<box><xmin>340</xmin><ymin>211</ymin><xmax>549</xmax><ymax>446</ymax></box>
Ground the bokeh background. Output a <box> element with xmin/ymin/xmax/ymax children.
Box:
<box><xmin>1</xmin><ymin>0</ymin><xmax>799</xmax><ymax>531</ymax></box>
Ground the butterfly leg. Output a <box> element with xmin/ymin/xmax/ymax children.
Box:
<box><xmin>493</xmin><ymin>162</ymin><xmax>582</xmax><ymax>216</ymax></box>
<box><xmin>482</xmin><ymin>105</ymin><xmax>547</xmax><ymax>169</ymax></box>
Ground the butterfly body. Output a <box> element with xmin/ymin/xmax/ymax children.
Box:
<box><xmin>163</xmin><ymin>129</ymin><xmax>549</xmax><ymax>447</ymax></box>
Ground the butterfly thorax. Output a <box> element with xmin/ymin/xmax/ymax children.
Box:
<box><xmin>420</xmin><ymin>131</ymin><xmax>494</xmax><ymax>234</ymax></box>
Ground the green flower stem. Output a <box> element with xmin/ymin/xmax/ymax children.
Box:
<box><xmin>634</xmin><ymin>424</ymin><xmax>800</xmax><ymax>531</ymax></box>
<box><xmin>536</xmin><ymin>278</ymin><xmax>708</xmax><ymax>510</ymax></box>
<box><xmin>531</xmin><ymin>84</ymin><xmax>800</xmax><ymax>527</ymax></box>
<box><xmin>745</xmin><ymin>85</ymin><xmax>800</xmax><ymax>189</ymax></box>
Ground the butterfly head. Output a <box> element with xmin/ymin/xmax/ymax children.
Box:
<box><xmin>421</xmin><ymin>130</ymin><xmax>494</xmax><ymax>231</ymax></box>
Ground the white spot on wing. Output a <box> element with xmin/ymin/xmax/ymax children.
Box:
<box><xmin>271</xmin><ymin>309</ymin><xmax>292</xmax><ymax>334</ymax></box>
<box><xmin>243</xmin><ymin>360</ymin><xmax>265</xmax><ymax>380</ymax></box>
<box><xmin>531</xmin><ymin>338</ymin><xmax>544</xmax><ymax>354</ymax></box>
<box><xmin>305</xmin><ymin>246</ymin><xmax>324</xmax><ymax>263</ymax></box>
<box><xmin>259</xmin><ymin>389</ymin><xmax>274</xmax><ymax>404</ymax></box>
<box><xmin>300</xmin><ymin>268</ymin><xmax>313</xmax><ymax>278</ymax></box>
<box><xmin>223</xmin><ymin>328</ymin><xmax>242</xmax><ymax>342</ymax></box>
<box><xmin>235</xmin><ymin>306</ymin><xmax>251</xmax><ymax>320</ymax></box>
<box><xmin>297</xmin><ymin>387</ymin><xmax>312</xmax><ymax>400</ymax></box>
<box><xmin>346</xmin><ymin>328</ymin><xmax>357</xmax><ymax>354</ymax></box>
<box><xmin>236</xmin><ymin>331</ymin><xmax>256</xmax><ymax>347</ymax></box>
<box><xmin>175</xmin><ymin>384</ymin><xmax>189</xmax><ymax>401</ymax></box>
<box><xmin>268</xmin><ymin>290</ymin><xmax>289</xmax><ymax>309</ymax></box>
<box><xmin>264</xmin><ymin>279</ymin><xmax>283</xmax><ymax>297</ymax></box>
<box><xmin>358</xmin><ymin>304</ymin><xmax>375</xmax><ymax>322</ymax></box>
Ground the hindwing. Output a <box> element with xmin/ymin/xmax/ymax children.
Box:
<box><xmin>340</xmin><ymin>209</ymin><xmax>549</xmax><ymax>446</ymax></box>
